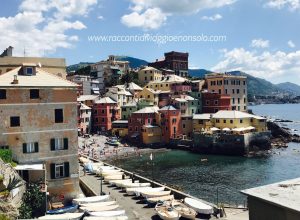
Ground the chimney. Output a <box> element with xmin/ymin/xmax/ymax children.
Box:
<box><xmin>11</xmin><ymin>75</ymin><xmax>19</xmax><ymax>84</ymax></box>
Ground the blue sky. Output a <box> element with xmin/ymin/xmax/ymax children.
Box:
<box><xmin>1</xmin><ymin>0</ymin><xmax>300</xmax><ymax>84</ymax></box>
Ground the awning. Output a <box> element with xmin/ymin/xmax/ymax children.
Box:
<box><xmin>245</xmin><ymin>126</ymin><xmax>256</xmax><ymax>130</ymax></box>
<box><xmin>222</xmin><ymin>128</ymin><xmax>230</xmax><ymax>131</ymax></box>
<box><xmin>232</xmin><ymin>127</ymin><xmax>247</xmax><ymax>132</ymax></box>
<box><xmin>15</xmin><ymin>164</ymin><xmax>44</xmax><ymax>170</ymax></box>
<box><xmin>210</xmin><ymin>127</ymin><xmax>220</xmax><ymax>131</ymax></box>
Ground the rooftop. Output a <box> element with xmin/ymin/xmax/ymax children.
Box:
<box><xmin>159</xmin><ymin>105</ymin><xmax>177</xmax><ymax>111</ymax></box>
<box><xmin>79</xmin><ymin>103</ymin><xmax>91</xmax><ymax>110</ymax></box>
<box><xmin>0</xmin><ymin>67</ymin><xmax>77</xmax><ymax>88</ymax></box>
<box><xmin>149</xmin><ymin>74</ymin><xmax>186</xmax><ymax>84</ymax></box>
<box><xmin>112</xmin><ymin>120</ymin><xmax>128</xmax><ymax>124</ymax></box>
<box><xmin>205</xmin><ymin>72</ymin><xmax>247</xmax><ymax>79</ymax></box>
<box><xmin>94</xmin><ymin>97</ymin><xmax>117</xmax><ymax>104</ymax></box>
<box><xmin>193</xmin><ymin>114</ymin><xmax>212</xmax><ymax>120</ymax></box>
<box><xmin>77</xmin><ymin>95</ymin><xmax>99</xmax><ymax>102</ymax></box>
<box><xmin>212</xmin><ymin>110</ymin><xmax>266</xmax><ymax>120</ymax></box>
<box><xmin>133</xmin><ymin>106</ymin><xmax>159</xmax><ymax>114</ymax></box>
<box><xmin>241</xmin><ymin>178</ymin><xmax>300</xmax><ymax>213</ymax></box>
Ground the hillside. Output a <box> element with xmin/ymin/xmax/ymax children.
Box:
<box><xmin>276</xmin><ymin>82</ymin><xmax>300</xmax><ymax>96</ymax></box>
<box><xmin>67</xmin><ymin>62</ymin><xmax>94</xmax><ymax>72</ymax></box>
<box><xmin>115</xmin><ymin>56</ymin><xmax>148</xmax><ymax>68</ymax></box>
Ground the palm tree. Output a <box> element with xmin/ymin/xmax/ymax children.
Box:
<box><xmin>0</xmin><ymin>176</ymin><xmax>23</xmax><ymax>193</ymax></box>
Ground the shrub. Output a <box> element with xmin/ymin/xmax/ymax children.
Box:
<box><xmin>0</xmin><ymin>150</ymin><xmax>12</xmax><ymax>163</ymax></box>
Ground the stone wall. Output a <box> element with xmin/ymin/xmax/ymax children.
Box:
<box><xmin>0</xmin><ymin>159</ymin><xmax>26</xmax><ymax>219</ymax></box>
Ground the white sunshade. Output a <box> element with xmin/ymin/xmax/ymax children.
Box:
<box><xmin>222</xmin><ymin>128</ymin><xmax>230</xmax><ymax>131</ymax></box>
<box><xmin>210</xmin><ymin>127</ymin><xmax>220</xmax><ymax>131</ymax></box>
<box><xmin>245</xmin><ymin>126</ymin><xmax>256</xmax><ymax>130</ymax></box>
<box><xmin>15</xmin><ymin>164</ymin><xmax>44</xmax><ymax>170</ymax></box>
<box><xmin>232</xmin><ymin>127</ymin><xmax>247</xmax><ymax>131</ymax></box>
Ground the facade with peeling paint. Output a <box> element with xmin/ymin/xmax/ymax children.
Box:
<box><xmin>0</xmin><ymin>64</ymin><xmax>79</xmax><ymax>202</ymax></box>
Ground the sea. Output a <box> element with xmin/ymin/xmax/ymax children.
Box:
<box><xmin>114</xmin><ymin>104</ymin><xmax>300</xmax><ymax>206</ymax></box>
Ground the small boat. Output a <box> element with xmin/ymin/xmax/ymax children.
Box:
<box><xmin>38</xmin><ymin>213</ymin><xmax>83</xmax><ymax>220</ymax></box>
<box><xmin>109</xmin><ymin>179</ymin><xmax>133</xmax><ymax>187</ymax></box>
<box><xmin>134</xmin><ymin>187</ymin><xmax>165</xmax><ymax>197</ymax></box>
<box><xmin>46</xmin><ymin>204</ymin><xmax>78</xmax><ymax>214</ymax></box>
<box><xmin>141</xmin><ymin>190</ymin><xmax>171</xmax><ymax>198</ymax></box>
<box><xmin>155</xmin><ymin>203</ymin><xmax>181</xmax><ymax>220</ymax></box>
<box><xmin>84</xmin><ymin>216</ymin><xmax>128</xmax><ymax>220</ymax></box>
<box><xmin>171</xmin><ymin>200</ymin><xmax>197</xmax><ymax>219</ymax></box>
<box><xmin>184</xmin><ymin>198</ymin><xmax>213</xmax><ymax>215</ymax></box>
<box><xmin>126</xmin><ymin>187</ymin><xmax>152</xmax><ymax>196</ymax></box>
<box><xmin>101</xmin><ymin>171</ymin><xmax>123</xmax><ymax>177</ymax></box>
<box><xmin>89</xmin><ymin>210</ymin><xmax>126</xmax><ymax>217</ymax></box>
<box><xmin>80</xmin><ymin>204</ymin><xmax>119</xmax><ymax>212</ymax></box>
<box><xmin>105</xmin><ymin>140</ymin><xmax>120</xmax><ymax>146</ymax></box>
<box><xmin>104</xmin><ymin>175</ymin><xmax>125</xmax><ymax>181</ymax></box>
<box><xmin>146</xmin><ymin>195</ymin><xmax>174</xmax><ymax>206</ymax></box>
<box><xmin>73</xmin><ymin>195</ymin><xmax>110</xmax><ymax>205</ymax></box>
<box><xmin>80</xmin><ymin>201</ymin><xmax>116</xmax><ymax>207</ymax></box>
<box><xmin>120</xmin><ymin>182</ymin><xmax>151</xmax><ymax>188</ymax></box>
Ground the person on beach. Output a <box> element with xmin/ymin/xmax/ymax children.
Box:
<box><xmin>131</xmin><ymin>173</ymin><xmax>135</xmax><ymax>183</ymax></box>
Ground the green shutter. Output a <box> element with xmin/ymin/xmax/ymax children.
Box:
<box><xmin>64</xmin><ymin>162</ymin><xmax>70</xmax><ymax>177</ymax></box>
<box><xmin>50</xmin><ymin>163</ymin><xmax>55</xmax><ymax>179</ymax></box>
<box><xmin>50</xmin><ymin>139</ymin><xmax>55</xmax><ymax>151</ymax></box>
<box><xmin>23</xmin><ymin>143</ymin><xmax>27</xmax><ymax>153</ymax></box>
<box><xmin>34</xmin><ymin>142</ymin><xmax>39</xmax><ymax>152</ymax></box>
<box><xmin>63</xmin><ymin>138</ymin><xmax>68</xmax><ymax>150</ymax></box>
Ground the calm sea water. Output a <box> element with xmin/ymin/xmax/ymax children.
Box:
<box><xmin>114</xmin><ymin>104</ymin><xmax>300</xmax><ymax>205</ymax></box>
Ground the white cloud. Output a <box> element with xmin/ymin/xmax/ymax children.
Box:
<box><xmin>122</xmin><ymin>0</ymin><xmax>236</xmax><ymax>29</ymax></box>
<box><xmin>121</xmin><ymin>8</ymin><xmax>167</xmax><ymax>30</ymax></box>
<box><xmin>265</xmin><ymin>0</ymin><xmax>300</xmax><ymax>10</ymax></box>
<box><xmin>212</xmin><ymin>48</ymin><xmax>300</xmax><ymax>83</ymax></box>
<box><xmin>288</xmin><ymin>40</ymin><xmax>296</xmax><ymax>48</ymax></box>
<box><xmin>0</xmin><ymin>0</ymin><xmax>97</xmax><ymax>56</ymax></box>
<box><xmin>97</xmin><ymin>15</ymin><xmax>104</xmax><ymax>20</ymax></box>
<box><xmin>250</xmin><ymin>39</ymin><xmax>270</xmax><ymax>48</ymax></box>
<box><xmin>201</xmin><ymin>14</ymin><xmax>223</xmax><ymax>21</ymax></box>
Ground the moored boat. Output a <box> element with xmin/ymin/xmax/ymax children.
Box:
<box><xmin>38</xmin><ymin>213</ymin><xmax>83</xmax><ymax>220</ymax></box>
<box><xmin>141</xmin><ymin>190</ymin><xmax>171</xmax><ymax>198</ymax></box>
<box><xmin>134</xmin><ymin>187</ymin><xmax>165</xmax><ymax>197</ymax></box>
<box><xmin>170</xmin><ymin>200</ymin><xmax>197</xmax><ymax>219</ymax></box>
<box><xmin>46</xmin><ymin>204</ymin><xmax>78</xmax><ymax>214</ymax></box>
<box><xmin>89</xmin><ymin>210</ymin><xmax>126</xmax><ymax>217</ymax></box>
<box><xmin>80</xmin><ymin>204</ymin><xmax>119</xmax><ymax>212</ymax></box>
<box><xmin>155</xmin><ymin>203</ymin><xmax>181</xmax><ymax>220</ymax></box>
<box><xmin>80</xmin><ymin>201</ymin><xmax>116</xmax><ymax>207</ymax></box>
<box><xmin>184</xmin><ymin>198</ymin><xmax>214</xmax><ymax>215</ymax></box>
<box><xmin>126</xmin><ymin>187</ymin><xmax>152</xmax><ymax>196</ymax></box>
<box><xmin>109</xmin><ymin>179</ymin><xmax>133</xmax><ymax>187</ymax></box>
<box><xmin>104</xmin><ymin>175</ymin><xmax>125</xmax><ymax>181</ymax></box>
<box><xmin>83</xmin><ymin>216</ymin><xmax>128</xmax><ymax>220</ymax></box>
<box><xmin>73</xmin><ymin>195</ymin><xmax>110</xmax><ymax>205</ymax></box>
<box><xmin>120</xmin><ymin>182</ymin><xmax>151</xmax><ymax>188</ymax></box>
<box><xmin>146</xmin><ymin>195</ymin><xmax>174</xmax><ymax>206</ymax></box>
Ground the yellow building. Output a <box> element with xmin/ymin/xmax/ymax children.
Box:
<box><xmin>0</xmin><ymin>47</ymin><xmax>67</xmax><ymax>78</ymax></box>
<box><xmin>112</xmin><ymin>120</ymin><xmax>128</xmax><ymax>137</ymax></box>
<box><xmin>142</xmin><ymin>125</ymin><xmax>162</xmax><ymax>144</ymax></box>
<box><xmin>138</xmin><ymin>67</ymin><xmax>162</xmax><ymax>85</ymax></box>
<box><xmin>137</xmin><ymin>88</ymin><xmax>160</xmax><ymax>106</ymax></box>
<box><xmin>193</xmin><ymin>111</ymin><xmax>267</xmax><ymax>133</ymax></box>
<box><xmin>181</xmin><ymin>116</ymin><xmax>193</xmax><ymax>139</ymax></box>
<box><xmin>192</xmin><ymin>114</ymin><xmax>213</xmax><ymax>132</ymax></box>
<box><xmin>146</xmin><ymin>74</ymin><xmax>186</xmax><ymax>91</ymax></box>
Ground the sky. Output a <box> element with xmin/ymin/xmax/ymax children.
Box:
<box><xmin>1</xmin><ymin>0</ymin><xmax>300</xmax><ymax>84</ymax></box>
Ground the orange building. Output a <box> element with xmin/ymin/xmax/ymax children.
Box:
<box><xmin>159</xmin><ymin>105</ymin><xmax>182</xmax><ymax>143</ymax></box>
<box><xmin>93</xmin><ymin>97</ymin><xmax>120</xmax><ymax>131</ymax></box>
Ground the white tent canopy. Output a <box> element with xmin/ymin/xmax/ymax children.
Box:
<box><xmin>210</xmin><ymin>127</ymin><xmax>220</xmax><ymax>131</ymax></box>
<box><xmin>222</xmin><ymin>128</ymin><xmax>230</xmax><ymax>131</ymax></box>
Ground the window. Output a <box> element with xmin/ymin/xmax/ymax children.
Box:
<box><xmin>206</xmin><ymin>100</ymin><xmax>210</xmax><ymax>105</ymax></box>
<box><xmin>102</xmin><ymin>110</ymin><xmax>105</xmax><ymax>114</ymax></box>
<box><xmin>237</xmin><ymin>89</ymin><xmax>240</xmax><ymax>94</ymax></box>
<box><xmin>50</xmin><ymin>162</ymin><xmax>69</xmax><ymax>179</ymax></box>
<box><xmin>183</xmin><ymin>124</ymin><xmax>186</xmax><ymax>128</ymax></box>
<box><xmin>0</xmin><ymin>89</ymin><xmax>6</xmax><ymax>99</ymax></box>
<box><xmin>199</xmin><ymin>120</ymin><xmax>203</xmax><ymax>124</ymax></box>
<box><xmin>238</xmin><ymin>98</ymin><xmax>240</xmax><ymax>104</ymax></box>
<box><xmin>85</xmin><ymin>118</ymin><xmax>89</xmax><ymax>122</ymax></box>
<box><xmin>225</xmin><ymin>89</ymin><xmax>228</xmax><ymax>94</ymax></box>
<box><xmin>240</xmin><ymin>119</ymin><xmax>243</xmax><ymax>123</ymax></box>
<box><xmin>23</xmin><ymin>142</ymin><xmax>38</xmax><ymax>153</ymax></box>
<box><xmin>219</xmin><ymin>89</ymin><xmax>221</xmax><ymax>94</ymax></box>
<box><xmin>26</xmin><ymin>67</ymin><xmax>33</xmax><ymax>75</ymax></box>
<box><xmin>223</xmin><ymin>119</ymin><xmax>226</xmax><ymax>123</ymax></box>
<box><xmin>30</xmin><ymin>89</ymin><xmax>39</xmax><ymax>99</ymax></box>
<box><xmin>232</xmin><ymin>89</ymin><xmax>235</xmax><ymax>94</ymax></box>
<box><xmin>148</xmin><ymin>118</ymin><xmax>151</xmax><ymax>123</ymax></box>
<box><xmin>230</xmin><ymin>120</ymin><xmax>233</xmax><ymax>124</ymax></box>
<box><xmin>10</xmin><ymin>116</ymin><xmax>20</xmax><ymax>127</ymax></box>
<box><xmin>145</xmin><ymin>77</ymin><xmax>147</xmax><ymax>80</ymax></box>
<box><xmin>55</xmin><ymin>109</ymin><xmax>63</xmax><ymax>123</ymax></box>
<box><xmin>216</xmin><ymin>119</ymin><xmax>220</xmax><ymax>123</ymax></box>
<box><xmin>232</xmin><ymin>98</ymin><xmax>235</xmax><ymax>104</ymax></box>
<box><xmin>102</xmin><ymin>118</ymin><xmax>105</xmax><ymax>122</ymax></box>
<box><xmin>214</xmin><ymin>100</ymin><xmax>218</xmax><ymax>105</ymax></box>
<box><xmin>50</xmin><ymin>138</ymin><xmax>68</xmax><ymax>151</ymax></box>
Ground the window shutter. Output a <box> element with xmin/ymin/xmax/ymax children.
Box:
<box><xmin>50</xmin><ymin>163</ymin><xmax>55</xmax><ymax>179</ymax></box>
<box><xmin>23</xmin><ymin>143</ymin><xmax>27</xmax><ymax>153</ymax></box>
<box><xmin>34</xmin><ymin>142</ymin><xmax>39</xmax><ymax>152</ymax></box>
<box><xmin>64</xmin><ymin>162</ymin><xmax>70</xmax><ymax>177</ymax></box>
<box><xmin>50</xmin><ymin>139</ymin><xmax>55</xmax><ymax>151</ymax></box>
<box><xmin>63</xmin><ymin>138</ymin><xmax>68</xmax><ymax>150</ymax></box>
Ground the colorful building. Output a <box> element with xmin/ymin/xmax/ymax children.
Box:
<box><xmin>121</xmin><ymin>100</ymin><xmax>138</xmax><ymax>120</ymax></box>
<box><xmin>78</xmin><ymin>103</ymin><xmax>91</xmax><ymax>135</ymax></box>
<box><xmin>192</xmin><ymin>114</ymin><xmax>213</xmax><ymax>132</ymax></box>
<box><xmin>142</xmin><ymin>125</ymin><xmax>162</xmax><ymax>145</ymax></box>
<box><xmin>93</xmin><ymin>97</ymin><xmax>120</xmax><ymax>131</ymax></box>
<box><xmin>172</xmin><ymin>95</ymin><xmax>200</xmax><ymax>116</ymax></box>
<box><xmin>0</xmin><ymin>64</ymin><xmax>79</xmax><ymax>202</ymax></box>
<box><xmin>138</xmin><ymin>66</ymin><xmax>162</xmax><ymax>85</ymax></box>
<box><xmin>205</xmin><ymin>73</ymin><xmax>247</xmax><ymax>111</ymax></box>
<box><xmin>105</xmin><ymin>86</ymin><xmax>133</xmax><ymax>107</ymax></box>
<box><xmin>146</xmin><ymin>75</ymin><xmax>186</xmax><ymax>91</ymax></box>
<box><xmin>159</xmin><ymin>105</ymin><xmax>182</xmax><ymax>143</ymax></box>
<box><xmin>112</xmin><ymin>120</ymin><xmax>128</xmax><ymax>137</ymax></box>
<box><xmin>181</xmin><ymin>116</ymin><xmax>193</xmax><ymax>139</ymax></box>
<box><xmin>149</xmin><ymin>51</ymin><xmax>189</xmax><ymax>77</ymax></box>
<box><xmin>77</xmin><ymin>95</ymin><xmax>99</xmax><ymax>108</ymax></box>
<box><xmin>128</xmin><ymin>106</ymin><xmax>159</xmax><ymax>142</ymax></box>
<box><xmin>138</xmin><ymin>88</ymin><xmax>160</xmax><ymax>106</ymax></box>
<box><xmin>202</xmin><ymin>92</ymin><xmax>231</xmax><ymax>113</ymax></box>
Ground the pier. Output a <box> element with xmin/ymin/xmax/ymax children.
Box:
<box><xmin>79</xmin><ymin>156</ymin><xmax>249</xmax><ymax>220</ymax></box>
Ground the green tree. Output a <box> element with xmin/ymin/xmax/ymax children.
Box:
<box><xmin>18</xmin><ymin>183</ymin><xmax>46</xmax><ymax>219</ymax></box>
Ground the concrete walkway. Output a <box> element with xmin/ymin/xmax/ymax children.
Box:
<box><xmin>79</xmin><ymin>165</ymin><xmax>249</xmax><ymax>220</ymax></box>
